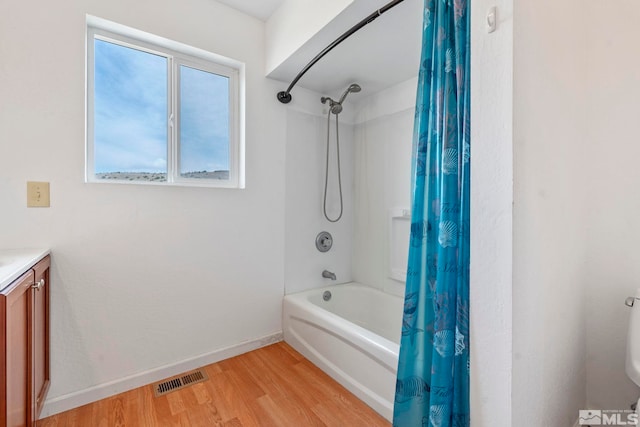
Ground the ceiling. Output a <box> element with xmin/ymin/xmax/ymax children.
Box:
<box><xmin>215</xmin><ymin>0</ymin><xmax>284</xmax><ymax>21</ymax></box>
<box><xmin>268</xmin><ymin>0</ymin><xmax>422</xmax><ymax>97</ymax></box>
<box><xmin>217</xmin><ymin>0</ymin><xmax>423</xmax><ymax>98</ymax></box>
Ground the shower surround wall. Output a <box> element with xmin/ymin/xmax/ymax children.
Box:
<box><xmin>284</xmin><ymin>78</ymin><xmax>415</xmax><ymax>297</ymax></box>
<box><xmin>351</xmin><ymin>78</ymin><xmax>417</xmax><ymax>297</ymax></box>
<box><xmin>284</xmin><ymin>87</ymin><xmax>355</xmax><ymax>294</ymax></box>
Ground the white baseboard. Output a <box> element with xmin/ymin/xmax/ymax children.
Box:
<box><xmin>39</xmin><ymin>332</ymin><xmax>283</xmax><ymax>419</ymax></box>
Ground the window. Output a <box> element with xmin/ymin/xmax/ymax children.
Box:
<box><xmin>86</xmin><ymin>17</ymin><xmax>244</xmax><ymax>188</ymax></box>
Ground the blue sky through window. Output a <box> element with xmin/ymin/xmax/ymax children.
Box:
<box><xmin>179</xmin><ymin>66</ymin><xmax>229</xmax><ymax>175</ymax></box>
<box><xmin>94</xmin><ymin>39</ymin><xmax>167</xmax><ymax>174</ymax></box>
<box><xmin>94</xmin><ymin>39</ymin><xmax>230</xmax><ymax>178</ymax></box>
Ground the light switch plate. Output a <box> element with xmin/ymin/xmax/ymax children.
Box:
<box><xmin>27</xmin><ymin>181</ymin><xmax>50</xmax><ymax>207</ymax></box>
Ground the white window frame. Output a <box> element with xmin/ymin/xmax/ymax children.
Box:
<box><xmin>86</xmin><ymin>15</ymin><xmax>245</xmax><ymax>188</ymax></box>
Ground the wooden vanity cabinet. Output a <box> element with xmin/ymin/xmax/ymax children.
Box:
<box><xmin>1</xmin><ymin>255</ymin><xmax>51</xmax><ymax>427</ymax></box>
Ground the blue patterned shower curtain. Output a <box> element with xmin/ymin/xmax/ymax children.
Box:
<box><xmin>393</xmin><ymin>0</ymin><xmax>470</xmax><ymax>426</ymax></box>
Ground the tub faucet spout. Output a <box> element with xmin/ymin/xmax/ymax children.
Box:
<box><xmin>322</xmin><ymin>270</ymin><xmax>337</xmax><ymax>280</ymax></box>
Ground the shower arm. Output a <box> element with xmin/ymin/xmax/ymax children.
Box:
<box><xmin>276</xmin><ymin>0</ymin><xmax>406</xmax><ymax>104</ymax></box>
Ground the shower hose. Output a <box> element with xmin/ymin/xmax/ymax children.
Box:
<box><xmin>323</xmin><ymin>110</ymin><xmax>343</xmax><ymax>223</ymax></box>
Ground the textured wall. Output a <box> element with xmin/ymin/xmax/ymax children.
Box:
<box><xmin>584</xmin><ymin>0</ymin><xmax>640</xmax><ymax>411</ymax></box>
<box><xmin>0</xmin><ymin>0</ymin><xmax>286</xmax><ymax>414</ymax></box>
<box><xmin>469</xmin><ymin>0</ymin><xmax>515</xmax><ymax>425</ymax></box>
<box><xmin>512</xmin><ymin>0</ymin><xmax>589</xmax><ymax>425</ymax></box>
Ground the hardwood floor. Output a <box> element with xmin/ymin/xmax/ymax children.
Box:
<box><xmin>40</xmin><ymin>342</ymin><xmax>390</xmax><ymax>427</ymax></box>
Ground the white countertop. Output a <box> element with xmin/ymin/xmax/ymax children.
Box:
<box><xmin>0</xmin><ymin>248</ymin><xmax>50</xmax><ymax>292</ymax></box>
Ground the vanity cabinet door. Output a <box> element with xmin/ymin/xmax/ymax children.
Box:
<box><xmin>2</xmin><ymin>270</ymin><xmax>35</xmax><ymax>427</ymax></box>
<box><xmin>1</xmin><ymin>255</ymin><xmax>51</xmax><ymax>427</ymax></box>
<box><xmin>31</xmin><ymin>256</ymin><xmax>50</xmax><ymax>421</ymax></box>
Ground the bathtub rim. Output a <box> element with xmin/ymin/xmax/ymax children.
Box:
<box><xmin>284</xmin><ymin>281</ymin><xmax>401</xmax><ymax>365</ymax></box>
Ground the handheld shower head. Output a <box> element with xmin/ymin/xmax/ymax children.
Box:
<box><xmin>320</xmin><ymin>83</ymin><xmax>362</xmax><ymax>115</ymax></box>
<box><xmin>321</xmin><ymin>83</ymin><xmax>362</xmax><ymax>115</ymax></box>
<box><xmin>337</xmin><ymin>83</ymin><xmax>362</xmax><ymax>104</ymax></box>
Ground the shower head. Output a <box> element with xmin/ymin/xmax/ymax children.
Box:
<box><xmin>337</xmin><ymin>83</ymin><xmax>362</xmax><ymax>105</ymax></box>
<box><xmin>321</xmin><ymin>83</ymin><xmax>362</xmax><ymax>115</ymax></box>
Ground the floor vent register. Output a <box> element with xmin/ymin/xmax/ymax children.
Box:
<box><xmin>153</xmin><ymin>369</ymin><xmax>209</xmax><ymax>397</ymax></box>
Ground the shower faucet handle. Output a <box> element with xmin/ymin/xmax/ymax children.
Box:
<box><xmin>316</xmin><ymin>231</ymin><xmax>333</xmax><ymax>252</ymax></box>
<box><xmin>320</xmin><ymin>235</ymin><xmax>332</xmax><ymax>246</ymax></box>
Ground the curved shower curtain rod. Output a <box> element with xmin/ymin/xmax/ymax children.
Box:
<box><xmin>276</xmin><ymin>0</ymin><xmax>406</xmax><ymax>104</ymax></box>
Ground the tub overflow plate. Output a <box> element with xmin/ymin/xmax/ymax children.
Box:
<box><xmin>316</xmin><ymin>231</ymin><xmax>333</xmax><ymax>252</ymax></box>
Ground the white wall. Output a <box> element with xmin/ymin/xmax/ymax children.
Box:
<box><xmin>470</xmin><ymin>1</ymin><xmax>514</xmax><ymax>425</ymax></box>
<box><xmin>0</xmin><ymin>0</ymin><xmax>286</xmax><ymax>416</ymax></box>
<box><xmin>475</xmin><ymin>0</ymin><xmax>640</xmax><ymax>421</ymax></box>
<box><xmin>584</xmin><ymin>0</ymin><xmax>640</xmax><ymax>410</ymax></box>
<box><xmin>351</xmin><ymin>78</ymin><xmax>416</xmax><ymax>297</ymax></box>
<box><xmin>512</xmin><ymin>0</ymin><xmax>589</xmax><ymax>425</ymax></box>
<box><xmin>284</xmin><ymin>87</ymin><xmax>354</xmax><ymax>294</ymax></box>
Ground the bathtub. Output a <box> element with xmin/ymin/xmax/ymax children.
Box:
<box><xmin>283</xmin><ymin>282</ymin><xmax>402</xmax><ymax>421</ymax></box>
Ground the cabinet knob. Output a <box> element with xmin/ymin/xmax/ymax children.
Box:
<box><xmin>32</xmin><ymin>279</ymin><xmax>44</xmax><ymax>291</ymax></box>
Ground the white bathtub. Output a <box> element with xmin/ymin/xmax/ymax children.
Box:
<box><xmin>283</xmin><ymin>282</ymin><xmax>402</xmax><ymax>421</ymax></box>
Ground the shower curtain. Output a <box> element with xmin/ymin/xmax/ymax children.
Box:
<box><xmin>393</xmin><ymin>0</ymin><xmax>470</xmax><ymax>426</ymax></box>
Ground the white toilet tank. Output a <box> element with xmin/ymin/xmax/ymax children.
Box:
<box><xmin>626</xmin><ymin>290</ymin><xmax>640</xmax><ymax>387</ymax></box>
